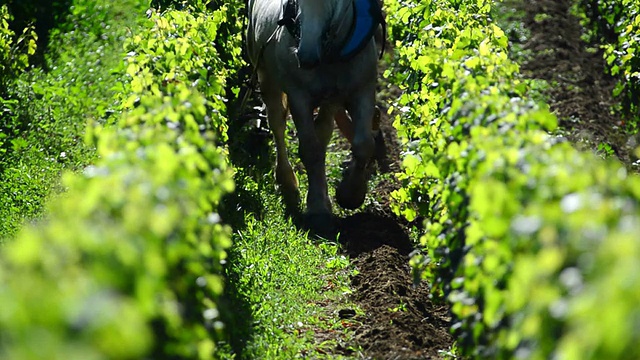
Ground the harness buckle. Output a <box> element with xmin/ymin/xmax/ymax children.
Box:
<box><xmin>278</xmin><ymin>0</ymin><xmax>300</xmax><ymax>41</ymax></box>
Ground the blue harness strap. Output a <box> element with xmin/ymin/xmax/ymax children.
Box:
<box><xmin>338</xmin><ymin>0</ymin><xmax>384</xmax><ymax>60</ymax></box>
<box><xmin>278</xmin><ymin>0</ymin><xmax>385</xmax><ymax>63</ymax></box>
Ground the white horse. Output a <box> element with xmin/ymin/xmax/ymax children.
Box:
<box><xmin>247</xmin><ymin>0</ymin><xmax>383</xmax><ymax>237</ymax></box>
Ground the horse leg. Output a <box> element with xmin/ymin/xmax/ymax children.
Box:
<box><xmin>261</xmin><ymin>78</ymin><xmax>301</xmax><ymax>214</ymax></box>
<box><xmin>335</xmin><ymin>106</ymin><xmax>383</xmax><ymax>144</ymax></box>
<box><xmin>289</xmin><ymin>96</ymin><xmax>334</xmax><ymax>236</ymax></box>
<box><xmin>315</xmin><ymin>105</ymin><xmax>338</xmax><ymax>212</ymax></box>
<box><xmin>334</xmin><ymin>108</ymin><xmax>354</xmax><ymax>143</ymax></box>
<box><xmin>315</xmin><ymin>105</ymin><xmax>337</xmax><ymax>153</ymax></box>
<box><xmin>336</xmin><ymin>96</ymin><xmax>375</xmax><ymax>210</ymax></box>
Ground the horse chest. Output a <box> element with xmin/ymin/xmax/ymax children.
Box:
<box><xmin>309</xmin><ymin>74</ymin><xmax>351</xmax><ymax>102</ymax></box>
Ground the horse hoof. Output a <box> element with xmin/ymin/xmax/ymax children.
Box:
<box><xmin>374</xmin><ymin>130</ymin><xmax>389</xmax><ymax>172</ymax></box>
<box><xmin>336</xmin><ymin>179</ymin><xmax>367</xmax><ymax>210</ymax></box>
<box><xmin>278</xmin><ymin>185</ymin><xmax>301</xmax><ymax>215</ymax></box>
<box><xmin>304</xmin><ymin>213</ymin><xmax>337</xmax><ymax>240</ymax></box>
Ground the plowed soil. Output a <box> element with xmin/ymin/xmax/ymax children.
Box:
<box><xmin>330</xmin><ymin>100</ymin><xmax>455</xmax><ymax>358</ymax></box>
<box><xmin>337</xmin><ymin>212</ymin><xmax>453</xmax><ymax>359</ymax></box>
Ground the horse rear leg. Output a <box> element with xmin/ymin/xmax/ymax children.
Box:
<box><xmin>334</xmin><ymin>108</ymin><xmax>354</xmax><ymax>143</ymax></box>
<box><xmin>336</xmin><ymin>96</ymin><xmax>376</xmax><ymax>210</ymax></box>
<box><xmin>334</xmin><ymin>106</ymin><xmax>384</xmax><ymax>154</ymax></box>
<box><xmin>262</xmin><ymin>85</ymin><xmax>301</xmax><ymax>214</ymax></box>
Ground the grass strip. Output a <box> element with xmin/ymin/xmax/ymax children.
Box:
<box><xmin>0</xmin><ymin>0</ymin><xmax>146</xmax><ymax>240</ymax></box>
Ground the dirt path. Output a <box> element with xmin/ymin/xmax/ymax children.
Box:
<box><xmin>509</xmin><ymin>0</ymin><xmax>635</xmax><ymax>167</ymax></box>
<box><xmin>336</xmin><ymin>212</ymin><xmax>453</xmax><ymax>358</ymax></box>
<box><xmin>334</xmin><ymin>106</ymin><xmax>454</xmax><ymax>358</ymax></box>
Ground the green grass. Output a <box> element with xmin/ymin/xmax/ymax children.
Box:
<box><xmin>216</xmin><ymin>185</ymin><xmax>361</xmax><ymax>359</ymax></box>
<box><xmin>0</xmin><ymin>0</ymin><xmax>147</xmax><ymax>241</ymax></box>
